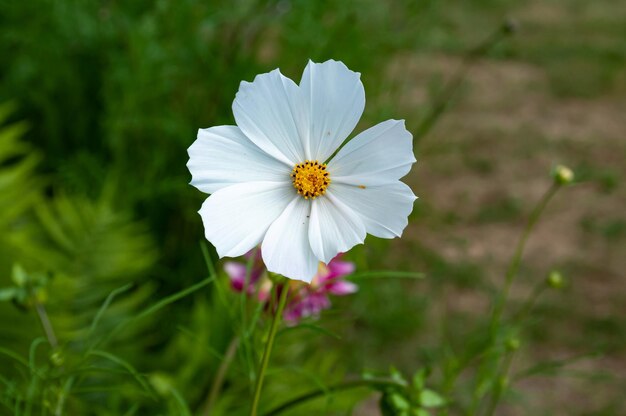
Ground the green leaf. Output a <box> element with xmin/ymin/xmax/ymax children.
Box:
<box><xmin>0</xmin><ymin>346</ymin><xmax>29</xmax><ymax>368</ymax></box>
<box><xmin>87</xmin><ymin>350</ymin><xmax>154</xmax><ymax>396</ymax></box>
<box><xmin>412</xmin><ymin>368</ymin><xmax>428</xmax><ymax>390</ymax></box>
<box><xmin>390</xmin><ymin>366</ymin><xmax>407</xmax><ymax>384</ymax></box>
<box><xmin>100</xmin><ymin>275</ymin><xmax>215</xmax><ymax>347</ymax></box>
<box><xmin>419</xmin><ymin>389</ymin><xmax>445</xmax><ymax>408</ymax></box>
<box><xmin>168</xmin><ymin>386</ymin><xmax>192</xmax><ymax>416</ymax></box>
<box><xmin>88</xmin><ymin>283</ymin><xmax>134</xmax><ymax>338</ymax></box>
<box><xmin>278</xmin><ymin>322</ymin><xmax>342</xmax><ymax>340</ymax></box>
<box><xmin>11</xmin><ymin>264</ymin><xmax>28</xmax><ymax>287</ymax></box>
<box><xmin>380</xmin><ymin>390</ymin><xmax>410</xmax><ymax>416</ymax></box>
<box><xmin>0</xmin><ymin>287</ymin><xmax>18</xmax><ymax>301</ymax></box>
<box><xmin>390</xmin><ymin>392</ymin><xmax>411</xmax><ymax>410</ymax></box>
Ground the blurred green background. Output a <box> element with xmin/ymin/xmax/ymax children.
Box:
<box><xmin>1</xmin><ymin>0</ymin><xmax>625</xmax><ymax>415</ymax></box>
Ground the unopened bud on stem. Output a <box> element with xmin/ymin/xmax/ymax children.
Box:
<box><xmin>547</xmin><ymin>270</ymin><xmax>565</xmax><ymax>289</ymax></box>
<box><xmin>552</xmin><ymin>165</ymin><xmax>574</xmax><ymax>186</ymax></box>
<box><xmin>506</xmin><ymin>337</ymin><xmax>520</xmax><ymax>351</ymax></box>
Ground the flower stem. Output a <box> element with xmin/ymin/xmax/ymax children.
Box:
<box><xmin>202</xmin><ymin>336</ymin><xmax>240</xmax><ymax>416</ymax></box>
<box><xmin>483</xmin><ymin>277</ymin><xmax>550</xmax><ymax>416</ymax></box>
<box><xmin>490</xmin><ymin>183</ymin><xmax>559</xmax><ymax>328</ymax></box>
<box><xmin>264</xmin><ymin>378</ymin><xmax>406</xmax><ymax>416</ymax></box>
<box><xmin>478</xmin><ymin>183</ymin><xmax>560</xmax><ymax>415</ymax></box>
<box><xmin>511</xmin><ymin>281</ymin><xmax>547</xmax><ymax>324</ymax></box>
<box><xmin>484</xmin><ymin>352</ymin><xmax>515</xmax><ymax>416</ymax></box>
<box><xmin>249</xmin><ymin>284</ymin><xmax>289</xmax><ymax>416</ymax></box>
<box><xmin>55</xmin><ymin>377</ymin><xmax>74</xmax><ymax>416</ymax></box>
<box><xmin>35</xmin><ymin>301</ymin><xmax>58</xmax><ymax>349</ymax></box>
<box><xmin>414</xmin><ymin>19</ymin><xmax>517</xmax><ymax>143</ymax></box>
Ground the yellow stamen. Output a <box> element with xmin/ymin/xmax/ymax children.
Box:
<box><xmin>291</xmin><ymin>160</ymin><xmax>330</xmax><ymax>199</ymax></box>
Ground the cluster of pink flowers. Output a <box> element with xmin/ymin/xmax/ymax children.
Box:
<box><xmin>224</xmin><ymin>251</ymin><xmax>357</xmax><ymax>324</ymax></box>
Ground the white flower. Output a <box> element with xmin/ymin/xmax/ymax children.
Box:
<box><xmin>187</xmin><ymin>60</ymin><xmax>417</xmax><ymax>282</ymax></box>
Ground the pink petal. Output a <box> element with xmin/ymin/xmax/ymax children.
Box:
<box><xmin>326</xmin><ymin>259</ymin><xmax>356</xmax><ymax>280</ymax></box>
<box><xmin>284</xmin><ymin>302</ymin><xmax>304</xmax><ymax>324</ymax></box>
<box><xmin>283</xmin><ymin>291</ymin><xmax>332</xmax><ymax>324</ymax></box>
<box><xmin>327</xmin><ymin>280</ymin><xmax>358</xmax><ymax>296</ymax></box>
<box><xmin>224</xmin><ymin>261</ymin><xmax>247</xmax><ymax>292</ymax></box>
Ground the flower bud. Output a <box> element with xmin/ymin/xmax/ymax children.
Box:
<box><xmin>149</xmin><ymin>373</ymin><xmax>173</xmax><ymax>396</ymax></box>
<box><xmin>547</xmin><ymin>270</ymin><xmax>564</xmax><ymax>289</ymax></box>
<box><xmin>505</xmin><ymin>337</ymin><xmax>520</xmax><ymax>351</ymax></box>
<box><xmin>50</xmin><ymin>350</ymin><xmax>64</xmax><ymax>367</ymax></box>
<box><xmin>552</xmin><ymin>165</ymin><xmax>574</xmax><ymax>185</ymax></box>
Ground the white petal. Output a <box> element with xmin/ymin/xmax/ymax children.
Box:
<box><xmin>233</xmin><ymin>69</ymin><xmax>305</xmax><ymax>166</ymax></box>
<box><xmin>328</xmin><ymin>119</ymin><xmax>416</xmax><ymax>186</ymax></box>
<box><xmin>187</xmin><ymin>126</ymin><xmax>290</xmax><ymax>194</ymax></box>
<box><xmin>261</xmin><ymin>197</ymin><xmax>319</xmax><ymax>282</ymax></box>
<box><xmin>199</xmin><ymin>182</ymin><xmax>294</xmax><ymax>258</ymax></box>
<box><xmin>331</xmin><ymin>182</ymin><xmax>417</xmax><ymax>238</ymax></box>
<box><xmin>308</xmin><ymin>193</ymin><xmax>366</xmax><ymax>264</ymax></box>
<box><xmin>300</xmin><ymin>60</ymin><xmax>365</xmax><ymax>161</ymax></box>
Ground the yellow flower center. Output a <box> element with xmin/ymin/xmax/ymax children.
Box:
<box><xmin>291</xmin><ymin>160</ymin><xmax>330</xmax><ymax>199</ymax></box>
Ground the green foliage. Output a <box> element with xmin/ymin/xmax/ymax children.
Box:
<box><xmin>0</xmin><ymin>104</ymin><xmax>40</xmax><ymax>228</ymax></box>
<box><xmin>378</xmin><ymin>368</ymin><xmax>445</xmax><ymax>416</ymax></box>
<box><xmin>0</xmin><ymin>107</ymin><xmax>161</xmax><ymax>414</ymax></box>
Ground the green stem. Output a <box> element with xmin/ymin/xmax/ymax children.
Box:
<box><xmin>484</xmin><ymin>352</ymin><xmax>514</xmax><ymax>416</ymax></box>
<box><xmin>325</xmin><ymin>20</ymin><xmax>517</xmax><ymax>166</ymax></box>
<box><xmin>249</xmin><ymin>285</ymin><xmax>289</xmax><ymax>416</ymax></box>
<box><xmin>511</xmin><ymin>281</ymin><xmax>547</xmax><ymax>324</ymax></box>
<box><xmin>35</xmin><ymin>302</ymin><xmax>58</xmax><ymax>349</ymax></box>
<box><xmin>414</xmin><ymin>19</ymin><xmax>517</xmax><ymax>143</ymax></box>
<box><xmin>483</xmin><ymin>279</ymin><xmax>550</xmax><ymax>416</ymax></box>
<box><xmin>478</xmin><ymin>184</ymin><xmax>560</xmax><ymax>415</ymax></box>
<box><xmin>490</xmin><ymin>183</ymin><xmax>559</xmax><ymax>328</ymax></box>
<box><xmin>241</xmin><ymin>247</ymin><xmax>259</xmax><ymax>335</ymax></box>
<box><xmin>55</xmin><ymin>377</ymin><xmax>74</xmax><ymax>416</ymax></box>
<box><xmin>202</xmin><ymin>336</ymin><xmax>240</xmax><ymax>416</ymax></box>
<box><xmin>241</xmin><ymin>247</ymin><xmax>260</xmax><ymax>385</ymax></box>
<box><xmin>264</xmin><ymin>378</ymin><xmax>406</xmax><ymax>416</ymax></box>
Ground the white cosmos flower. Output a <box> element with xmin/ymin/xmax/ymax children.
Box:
<box><xmin>187</xmin><ymin>60</ymin><xmax>417</xmax><ymax>282</ymax></box>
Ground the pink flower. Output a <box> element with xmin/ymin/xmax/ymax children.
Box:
<box><xmin>284</xmin><ymin>255</ymin><xmax>357</xmax><ymax>324</ymax></box>
<box><xmin>314</xmin><ymin>258</ymin><xmax>358</xmax><ymax>296</ymax></box>
<box><xmin>223</xmin><ymin>250</ymin><xmax>264</xmax><ymax>295</ymax></box>
<box><xmin>223</xmin><ymin>251</ymin><xmax>357</xmax><ymax>324</ymax></box>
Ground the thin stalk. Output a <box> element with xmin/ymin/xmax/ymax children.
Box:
<box><xmin>414</xmin><ymin>19</ymin><xmax>517</xmax><ymax>143</ymax></box>
<box><xmin>241</xmin><ymin>248</ymin><xmax>259</xmax><ymax>385</ymax></box>
<box><xmin>466</xmin><ymin>183</ymin><xmax>559</xmax><ymax>416</ymax></box>
<box><xmin>249</xmin><ymin>285</ymin><xmax>289</xmax><ymax>416</ymax></box>
<box><xmin>202</xmin><ymin>336</ymin><xmax>240</xmax><ymax>416</ymax></box>
<box><xmin>484</xmin><ymin>352</ymin><xmax>515</xmax><ymax>416</ymax></box>
<box><xmin>482</xmin><ymin>280</ymin><xmax>549</xmax><ymax>416</ymax></box>
<box><xmin>324</xmin><ymin>19</ymin><xmax>517</xmax><ymax>166</ymax></box>
<box><xmin>264</xmin><ymin>378</ymin><xmax>406</xmax><ymax>416</ymax></box>
<box><xmin>241</xmin><ymin>248</ymin><xmax>259</xmax><ymax>333</ymax></box>
<box><xmin>55</xmin><ymin>377</ymin><xmax>74</xmax><ymax>416</ymax></box>
<box><xmin>476</xmin><ymin>184</ymin><xmax>560</xmax><ymax>415</ymax></box>
<box><xmin>490</xmin><ymin>183</ymin><xmax>559</xmax><ymax>328</ymax></box>
<box><xmin>511</xmin><ymin>281</ymin><xmax>547</xmax><ymax>324</ymax></box>
<box><xmin>35</xmin><ymin>302</ymin><xmax>58</xmax><ymax>349</ymax></box>
<box><xmin>98</xmin><ymin>275</ymin><xmax>215</xmax><ymax>348</ymax></box>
